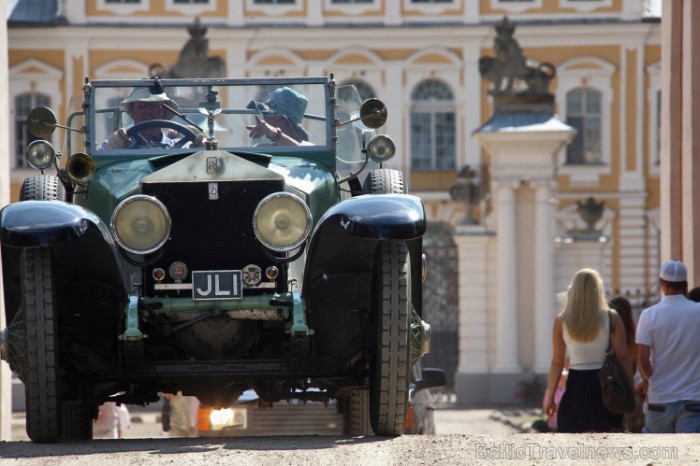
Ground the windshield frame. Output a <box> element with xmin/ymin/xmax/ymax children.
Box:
<box><xmin>76</xmin><ymin>77</ymin><xmax>335</xmax><ymax>162</ymax></box>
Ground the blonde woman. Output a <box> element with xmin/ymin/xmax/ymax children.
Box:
<box><xmin>545</xmin><ymin>268</ymin><xmax>632</xmax><ymax>432</ymax></box>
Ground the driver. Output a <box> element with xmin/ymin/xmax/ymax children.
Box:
<box><xmin>104</xmin><ymin>87</ymin><xmax>204</xmax><ymax>149</ymax></box>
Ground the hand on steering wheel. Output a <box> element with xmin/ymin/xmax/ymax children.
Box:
<box><xmin>126</xmin><ymin>119</ymin><xmax>201</xmax><ymax>148</ymax></box>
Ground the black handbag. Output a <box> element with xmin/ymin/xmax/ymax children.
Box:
<box><xmin>597</xmin><ymin>310</ymin><xmax>636</xmax><ymax>414</ymax></box>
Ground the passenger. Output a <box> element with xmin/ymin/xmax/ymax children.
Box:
<box><xmin>246</xmin><ymin>87</ymin><xmax>312</xmax><ymax>146</ymax></box>
<box><xmin>104</xmin><ymin>87</ymin><xmax>204</xmax><ymax>149</ymax></box>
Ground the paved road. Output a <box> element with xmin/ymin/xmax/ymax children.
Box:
<box><xmin>10</xmin><ymin>406</ymin><xmax>517</xmax><ymax>441</ymax></box>
<box><xmin>434</xmin><ymin>408</ymin><xmax>519</xmax><ymax>434</ymax></box>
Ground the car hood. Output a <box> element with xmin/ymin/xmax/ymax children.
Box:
<box><xmin>142</xmin><ymin>150</ymin><xmax>284</xmax><ymax>184</ymax></box>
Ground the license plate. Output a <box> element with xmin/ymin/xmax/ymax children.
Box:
<box><xmin>192</xmin><ymin>270</ymin><xmax>243</xmax><ymax>301</ymax></box>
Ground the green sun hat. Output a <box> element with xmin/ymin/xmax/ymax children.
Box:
<box><xmin>266</xmin><ymin>87</ymin><xmax>308</xmax><ymax>126</ymax></box>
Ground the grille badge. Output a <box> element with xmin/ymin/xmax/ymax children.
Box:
<box><xmin>208</xmin><ymin>182</ymin><xmax>219</xmax><ymax>200</ymax></box>
<box><xmin>206</xmin><ymin>156</ymin><xmax>218</xmax><ymax>174</ymax></box>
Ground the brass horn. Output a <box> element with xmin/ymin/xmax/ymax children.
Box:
<box><xmin>66</xmin><ymin>152</ymin><xmax>96</xmax><ymax>185</ymax></box>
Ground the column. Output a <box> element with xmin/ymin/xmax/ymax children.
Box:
<box><xmin>493</xmin><ymin>180</ymin><xmax>520</xmax><ymax>372</ymax></box>
<box><xmin>533</xmin><ymin>180</ymin><xmax>555</xmax><ymax>373</ymax></box>
<box><xmin>455</xmin><ymin>225</ymin><xmax>491</xmax><ymax>373</ymax></box>
<box><xmin>0</xmin><ymin>0</ymin><xmax>11</xmax><ymax>440</ymax></box>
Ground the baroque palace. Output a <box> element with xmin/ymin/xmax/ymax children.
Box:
<box><xmin>7</xmin><ymin>0</ymin><xmax>661</xmax><ymax>403</ymax></box>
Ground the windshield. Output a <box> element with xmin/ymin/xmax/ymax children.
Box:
<box><xmin>76</xmin><ymin>78</ymin><xmax>331</xmax><ymax>157</ymax></box>
<box><xmin>334</xmin><ymin>84</ymin><xmax>381</xmax><ymax>180</ymax></box>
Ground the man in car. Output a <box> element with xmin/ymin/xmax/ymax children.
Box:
<box><xmin>104</xmin><ymin>87</ymin><xmax>204</xmax><ymax>149</ymax></box>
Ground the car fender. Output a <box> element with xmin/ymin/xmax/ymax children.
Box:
<box><xmin>302</xmin><ymin>194</ymin><xmax>426</xmax><ymax>358</ymax></box>
<box><xmin>1</xmin><ymin>201</ymin><xmax>130</xmax><ymax>326</ymax></box>
<box><xmin>0</xmin><ymin>200</ymin><xmax>114</xmax><ymax>248</ymax></box>
<box><xmin>312</xmin><ymin>193</ymin><xmax>426</xmax><ymax>241</ymax></box>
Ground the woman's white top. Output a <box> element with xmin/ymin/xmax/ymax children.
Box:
<box><xmin>562</xmin><ymin>311</ymin><xmax>609</xmax><ymax>370</ymax></box>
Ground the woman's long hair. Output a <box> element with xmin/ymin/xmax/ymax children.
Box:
<box><xmin>560</xmin><ymin>268</ymin><xmax>607</xmax><ymax>342</ymax></box>
<box><xmin>609</xmin><ymin>296</ymin><xmax>635</xmax><ymax>346</ymax></box>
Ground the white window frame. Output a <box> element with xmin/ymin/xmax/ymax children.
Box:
<box><xmin>9</xmin><ymin>59</ymin><xmax>63</xmax><ymax>175</ymax></box>
<box><xmin>490</xmin><ymin>0</ymin><xmax>542</xmax><ymax>14</ymax></box>
<box><xmin>246</xmin><ymin>0</ymin><xmax>302</xmax><ymax>16</ymax></box>
<box><xmin>559</xmin><ymin>0</ymin><xmax>612</xmax><ymax>13</ymax></box>
<box><xmin>556</xmin><ymin>56</ymin><xmax>615</xmax><ymax>185</ymax></box>
<box><xmin>324</xmin><ymin>0</ymin><xmax>377</xmax><ymax>15</ymax></box>
<box><xmin>646</xmin><ymin>61</ymin><xmax>661</xmax><ymax>177</ymax></box>
<box><xmin>97</xmin><ymin>0</ymin><xmax>150</xmax><ymax>15</ymax></box>
<box><xmin>403</xmin><ymin>0</ymin><xmax>457</xmax><ymax>15</ymax></box>
<box><xmin>404</xmin><ymin>47</ymin><xmax>462</xmax><ymax>175</ymax></box>
<box><xmin>165</xmin><ymin>0</ymin><xmax>217</xmax><ymax>15</ymax></box>
<box><xmin>409</xmin><ymin>79</ymin><xmax>457</xmax><ymax>171</ymax></box>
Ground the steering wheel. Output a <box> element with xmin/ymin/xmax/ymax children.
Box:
<box><xmin>126</xmin><ymin>119</ymin><xmax>200</xmax><ymax>148</ymax></box>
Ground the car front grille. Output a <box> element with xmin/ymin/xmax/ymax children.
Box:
<box><xmin>141</xmin><ymin>179</ymin><xmax>285</xmax><ymax>295</ymax></box>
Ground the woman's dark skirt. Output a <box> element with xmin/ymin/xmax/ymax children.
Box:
<box><xmin>557</xmin><ymin>368</ymin><xmax>623</xmax><ymax>433</ymax></box>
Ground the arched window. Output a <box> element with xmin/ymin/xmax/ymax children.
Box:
<box><xmin>566</xmin><ymin>88</ymin><xmax>602</xmax><ymax>165</ymax></box>
<box><xmin>410</xmin><ymin>79</ymin><xmax>455</xmax><ymax>170</ymax></box>
<box><xmin>15</xmin><ymin>93</ymin><xmax>51</xmax><ymax>168</ymax></box>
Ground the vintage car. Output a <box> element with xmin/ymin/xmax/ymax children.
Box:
<box><xmin>0</xmin><ymin>75</ymin><xmax>431</xmax><ymax>443</ymax></box>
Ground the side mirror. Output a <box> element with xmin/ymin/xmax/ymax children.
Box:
<box><xmin>27</xmin><ymin>106</ymin><xmax>58</xmax><ymax>138</ymax></box>
<box><xmin>359</xmin><ymin>98</ymin><xmax>387</xmax><ymax>129</ymax></box>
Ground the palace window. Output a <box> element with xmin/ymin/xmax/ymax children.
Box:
<box><xmin>566</xmin><ymin>88</ymin><xmax>602</xmax><ymax>165</ymax></box>
<box><xmin>410</xmin><ymin>80</ymin><xmax>455</xmax><ymax>171</ymax></box>
<box><xmin>15</xmin><ymin>93</ymin><xmax>51</xmax><ymax>169</ymax></box>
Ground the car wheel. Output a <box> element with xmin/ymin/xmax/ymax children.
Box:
<box><xmin>19</xmin><ymin>175</ymin><xmax>66</xmax><ymax>201</ymax></box>
<box><xmin>61</xmin><ymin>400</ymin><xmax>94</xmax><ymax>441</ymax></box>
<box><xmin>22</xmin><ymin>248</ymin><xmax>61</xmax><ymax>443</ymax></box>
<box><xmin>369</xmin><ymin>241</ymin><xmax>411</xmax><ymax>436</ymax></box>
<box><xmin>363</xmin><ymin>169</ymin><xmax>406</xmax><ymax>195</ymax></box>
<box><xmin>342</xmin><ymin>389</ymin><xmax>372</xmax><ymax>436</ymax></box>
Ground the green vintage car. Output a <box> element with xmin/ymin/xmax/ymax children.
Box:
<box><xmin>0</xmin><ymin>76</ymin><xmax>431</xmax><ymax>442</ymax></box>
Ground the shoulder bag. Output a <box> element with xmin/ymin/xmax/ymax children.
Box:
<box><xmin>597</xmin><ymin>310</ymin><xmax>636</xmax><ymax>414</ymax></box>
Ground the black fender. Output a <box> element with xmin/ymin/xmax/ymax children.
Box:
<box><xmin>1</xmin><ymin>200</ymin><xmax>113</xmax><ymax>247</ymax></box>
<box><xmin>1</xmin><ymin>201</ymin><xmax>130</xmax><ymax>338</ymax></box>
<box><xmin>302</xmin><ymin>194</ymin><xmax>426</xmax><ymax>359</ymax></box>
<box><xmin>312</xmin><ymin>193</ymin><xmax>426</xmax><ymax>241</ymax></box>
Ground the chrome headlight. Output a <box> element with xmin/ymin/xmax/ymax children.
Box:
<box><xmin>111</xmin><ymin>195</ymin><xmax>171</xmax><ymax>254</ymax></box>
<box><xmin>25</xmin><ymin>140</ymin><xmax>57</xmax><ymax>170</ymax></box>
<box><xmin>253</xmin><ymin>192</ymin><xmax>312</xmax><ymax>252</ymax></box>
<box><xmin>366</xmin><ymin>134</ymin><xmax>395</xmax><ymax>163</ymax></box>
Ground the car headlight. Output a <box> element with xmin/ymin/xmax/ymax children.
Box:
<box><xmin>366</xmin><ymin>134</ymin><xmax>395</xmax><ymax>163</ymax></box>
<box><xmin>253</xmin><ymin>192</ymin><xmax>312</xmax><ymax>252</ymax></box>
<box><xmin>111</xmin><ymin>195</ymin><xmax>171</xmax><ymax>254</ymax></box>
<box><xmin>25</xmin><ymin>140</ymin><xmax>57</xmax><ymax>170</ymax></box>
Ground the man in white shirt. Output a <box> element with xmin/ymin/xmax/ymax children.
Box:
<box><xmin>636</xmin><ymin>259</ymin><xmax>700</xmax><ymax>433</ymax></box>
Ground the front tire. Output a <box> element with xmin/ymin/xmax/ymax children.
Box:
<box><xmin>342</xmin><ymin>389</ymin><xmax>372</xmax><ymax>436</ymax></box>
<box><xmin>369</xmin><ymin>241</ymin><xmax>411</xmax><ymax>436</ymax></box>
<box><xmin>22</xmin><ymin>248</ymin><xmax>61</xmax><ymax>443</ymax></box>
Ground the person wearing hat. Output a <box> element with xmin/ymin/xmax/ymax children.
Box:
<box><xmin>104</xmin><ymin>87</ymin><xmax>204</xmax><ymax>149</ymax></box>
<box><xmin>246</xmin><ymin>87</ymin><xmax>312</xmax><ymax>147</ymax></box>
<box><xmin>635</xmin><ymin>259</ymin><xmax>700</xmax><ymax>432</ymax></box>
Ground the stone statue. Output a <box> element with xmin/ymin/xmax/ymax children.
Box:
<box><xmin>449</xmin><ymin>164</ymin><xmax>490</xmax><ymax>225</ymax></box>
<box><xmin>149</xmin><ymin>17</ymin><xmax>225</xmax><ymax>79</ymax></box>
<box><xmin>478</xmin><ymin>16</ymin><xmax>556</xmax><ymax>97</ymax></box>
<box><xmin>576</xmin><ymin>197</ymin><xmax>605</xmax><ymax>234</ymax></box>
